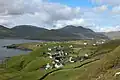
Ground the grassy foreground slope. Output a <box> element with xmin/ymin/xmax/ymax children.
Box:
<box><xmin>45</xmin><ymin>44</ymin><xmax>120</xmax><ymax>80</ymax></box>
<box><xmin>0</xmin><ymin>40</ymin><xmax>120</xmax><ymax>80</ymax></box>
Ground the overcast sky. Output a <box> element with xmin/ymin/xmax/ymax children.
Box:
<box><xmin>0</xmin><ymin>0</ymin><xmax>120</xmax><ymax>32</ymax></box>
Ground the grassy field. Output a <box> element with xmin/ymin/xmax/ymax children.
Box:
<box><xmin>0</xmin><ymin>39</ymin><xmax>120</xmax><ymax>80</ymax></box>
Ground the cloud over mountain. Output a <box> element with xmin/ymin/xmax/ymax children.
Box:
<box><xmin>0</xmin><ymin>0</ymin><xmax>120</xmax><ymax>32</ymax></box>
<box><xmin>0</xmin><ymin>0</ymin><xmax>81</xmax><ymax>29</ymax></box>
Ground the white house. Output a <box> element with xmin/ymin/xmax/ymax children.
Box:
<box><xmin>52</xmin><ymin>61</ymin><xmax>55</xmax><ymax>64</ymax></box>
<box><xmin>55</xmin><ymin>59</ymin><xmax>60</xmax><ymax>63</ymax></box>
<box><xmin>54</xmin><ymin>46</ymin><xmax>57</xmax><ymax>49</ymax></box>
<box><xmin>36</xmin><ymin>44</ymin><xmax>40</xmax><ymax>47</ymax></box>
<box><xmin>93</xmin><ymin>44</ymin><xmax>96</xmax><ymax>46</ymax></box>
<box><xmin>48</xmin><ymin>48</ymin><xmax>52</xmax><ymax>51</ymax></box>
<box><xmin>85</xmin><ymin>54</ymin><xmax>89</xmax><ymax>57</ymax></box>
<box><xmin>115</xmin><ymin>72</ymin><xmax>120</xmax><ymax>77</ymax></box>
<box><xmin>84</xmin><ymin>43</ymin><xmax>87</xmax><ymax>45</ymax></box>
<box><xmin>49</xmin><ymin>56</ymin><xmax>52</xmax><ymax>59</ymax></box>
<box><xmin>69</xmin><ymin>45</ymin><xmax>73</xmax><ymax>48</ymax></box>
<box><xmin>69</xmin><ymin>57</ymin><xmax>74</xmax><ymax>63</ymax></box>
<box><xmin>55</xmin><ymin>63</ymin><xmax>63</xmax><ymax>68</ymax></box>
<box><xmin>58</xmin><ymin>45</ymin><xmax>61</xmax><ymax>48</ymax></box>
<box><xmin>101</xmin><ymin>41</ymin><xmax>104</xmax><ymax>44</ymax></box>
<box><xmin>45</xmin><ymin>63</ymin><xmax>51</xmax><ymax>70</ymax></box>
<box><xmin>47</xmin><ymin>52</ymin><xmax>51</xmax><ymax>55</ymax></box>
<box><xmin>65</xmin><ymin>53</ymin><xmax>68</xmax><ymax>56</ymax></box>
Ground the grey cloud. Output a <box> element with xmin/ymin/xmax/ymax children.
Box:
<box><xmin>0</xmin><ymin>0</ymin><xmax>81</xmax><ymax>28</ymax></box>
<box><xmin>1</xmin><ymin>0</ymin><xmax>120</xmax><ymax>32</ymax></box>
<box><xmin>0</xmin><ymin>0</ymin><xmax>41</xmax><ymax>15</ymax></box>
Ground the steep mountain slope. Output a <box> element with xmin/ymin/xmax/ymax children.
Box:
<box><xmin>0</xmin><ymin>25</ymin><xmax>108</xmax><ymax>40</ymax></box>
<box><xmin>0</xmin><ymin>25</ymin><xmax>15</xmax><ymax>38</ymax></box>
<box><xmin>58</xmin><ymin>25</ymin><xmax>108</xmax><ymax>39</ymax></box>
<box><xmin>11</xmin><ymin>25</ymin><xmax>48</xmax><ymax>39</ymax></box>
<box><xmin>11</xmin><ymin>25</ymin><xmax>80</xmax><ymax>40</ymax></box>
<box><xmin>36</xmin><ymin>29</ymin><xmax>81</xmax><ymax>40</ymax></box>
<box><xmin>103</xmin><ymin>31</ymin><xmax>120</xmax><ymax>39</ymax></box>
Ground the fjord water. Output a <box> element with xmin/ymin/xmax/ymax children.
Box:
<box><xmin>0</xmin><ymin>39</ymin><xmax>40</xmax><ymax>61</ymax></box>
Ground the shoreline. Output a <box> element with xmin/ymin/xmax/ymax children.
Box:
<box><xmin>3</xmin><ymin>45</ymin><xmax>33</xmax><ymax>51</ymax></box>
<box><xmin>0</xmin><ymin>38</ymin><xmax>107</xmax><ymax>42</ymax></box>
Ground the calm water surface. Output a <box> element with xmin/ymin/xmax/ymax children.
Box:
<box><xmin>0</xmin><ymin>39</ymin><xmax>41</xmax><ymax>61</ymax></box>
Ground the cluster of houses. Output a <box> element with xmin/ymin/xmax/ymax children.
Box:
<box><xmin>43</xmin><ymin>45</ymin><xmax>89</xmax><ymax>70</ymax></box>
<box><xmin>40</xmin><ymin>39</ymin><xmax>106</xmax><ymax>70</ymax></box>
<box><xmin>83</xmin><ymin>39</ymin><xmax>106</xmax><ymax>46</ymax></box>
<box><xmin>95</xmin><ymin>39</ymin><xmax>106</xmax><ymax>45</ymax></box>
<box><xmin>44</xmin><ymin>45</ymin><xmax>70</xmax><ymax>70</ymax></box>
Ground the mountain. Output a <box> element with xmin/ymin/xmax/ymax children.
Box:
<box><xmin>36</xmin><ymin>29</ymin><xmax>81</xmax><ymax>40</ymax></box>
<box><xmin>0</xmin><ymin>25</ymin><xmax>15</xmax><ymax>38</ymax></box>
<box><xmin>102</xmin><ymin>31</ymin><xmax>120</xmax><ymax>39</ymax></box>
<box><xmin>58</xmin><ymin>25</ymin><xmax>108</xmax><ymax>39</ymax></box>
<box><xmin>11</xmin><ymin>25</ymin><xmax>48</xmax><ymax>39</ymax></box>
<box><xmin>0</xmin><ymin>25</ymin><xmax>108</xmax><ymax>40</ymax></box>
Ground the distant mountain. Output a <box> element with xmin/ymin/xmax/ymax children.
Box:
<box><xmin>36</xmin><ymin>29</ymin><xmax>81</xmax><ymax>40</ymax></box>
<box><xmin>0</xmin><ymin>25</ymin><xmax>15</xmax><ymax>38</ymax></box>
<box><xmin>0</xmin><ymin>25</ymin><xmax>108</xmax><ymax>40</ymax></box>
<box><xmin>103</xmin><ymin>31</ymin><xmax>120</xmax><ymax>39</ymax></box>
<box><xmin>58</xmin><ymin>25</ymin><xmax>108</xmax><ymax>39</ymax></box>
<box><xmin>11</xmin><ymin>25</ymin><xmax>48</xmax><ymax>39</ymax></box>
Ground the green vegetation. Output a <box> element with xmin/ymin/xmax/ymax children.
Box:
<box><xmin>0</xmin><ymin>25</ymin><xmax>15</xmax><ymax>38</ymax></box>
<box><xmin>0</xmin><ymin>39</ymin><xmax>120</xmax><ymax>80</ymax></box>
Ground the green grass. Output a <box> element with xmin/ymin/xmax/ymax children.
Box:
<box><xmin>44</xmin><ymin>46</ymin><xmax>120</xmax><ymax>80</ymax></box>
<box><xmin>1</xmin><ymin>40</ymin><xmax>120</xmax><ymax>80</ymax></box>
<box><xmin>22</xmin><ymin>57</ymin><xmax>52</xmax><ymax>72</ymax></box>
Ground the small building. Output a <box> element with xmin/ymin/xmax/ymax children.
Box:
<box><xmin>69</xmin><ymin>57</ymin><xmax>75</xmax><ymax>63</ymax></box>
<box><xmin>36</xmin><ymin>44</ymin><xmax>40</xmax><ymax>47</ymax></box>
<box><xmin>69</xmin><ymin>45</ymin><xmax>73</xmax><ymax>48</ymax></box>
<box><xmin>54</xmin><ymin>63</ymin><xmax>63</xmax><ymax>68</ymax></box>
<box><xmin>84</xmin><ymin>43</ymin><xmax>88</xmax><ymax>45</ymax></box>
<box><xmin>45</xmin><ymin>63</ymin><xmax>51</xmax><ymax>70</ymax></box>
<box><xmin>49</xmin><ymin>56</ymin><xmax>52</xmax><ymax>59</ymax></box>
<box><xmin>47</xmin><ymin>52</ymin><xmax>51</xmax><ymax>55</ymax></box>
<box><xmin>93</xmin><ymin>44</ymin><xmax>96</xmax><ymax>46</ymax></box>
<box><xmin>48</xmin><ymin>48</ymin><xmax>52</xmax><ymax>51</ymax></box>
<box><xmin>85</xmin><ymin>54</ymin><xmax>89</xmax><ymax>58</ymax></box>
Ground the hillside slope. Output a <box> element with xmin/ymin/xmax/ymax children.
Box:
<box><xmin>11</xmin><ymin>25</ymin><xmax>48</xmax><ymax>39</ymax></box>
<box><xmin>103</xmin><ymin>31</ymin><xmax>120</xmax><ymax>39</ymax></box>
<box><xmin>0</xmin><ymin>25</ymin><xmax>15</xmax><ymax>38</ymax></box>
<box><xmin>0</xmin><ymin>25</ymin><xmax>108</xmax><ymax>40</ymax></box>
<box><xmin>0</xmin><ymin>40</ymin><xmax>120</xmax><ymax>80</ymax></box>
<box><xmin>59</xmin><ymin>25</ymin><xmax>108</xmax><ymax>39</ymax></box>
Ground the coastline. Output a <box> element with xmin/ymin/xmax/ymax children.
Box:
<box><xmin>3</xmin><ymin>44</ymin><xmax>33</xmax><ymax>51</ymax></box>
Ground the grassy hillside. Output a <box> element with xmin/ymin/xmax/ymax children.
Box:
<box><xmin>44</xmin><ymin>46</ymin><xmax>120</xmax><ymax>80</ymax></box>
<box><xmin>0</xmin><ymin>25</ymin><xmax>15</xmax><ymax>38</ymax></box>
<box><xmin>0</xmin><ymin>40</ymin><xmax>120</xmax><ymax>80</ymax></box>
